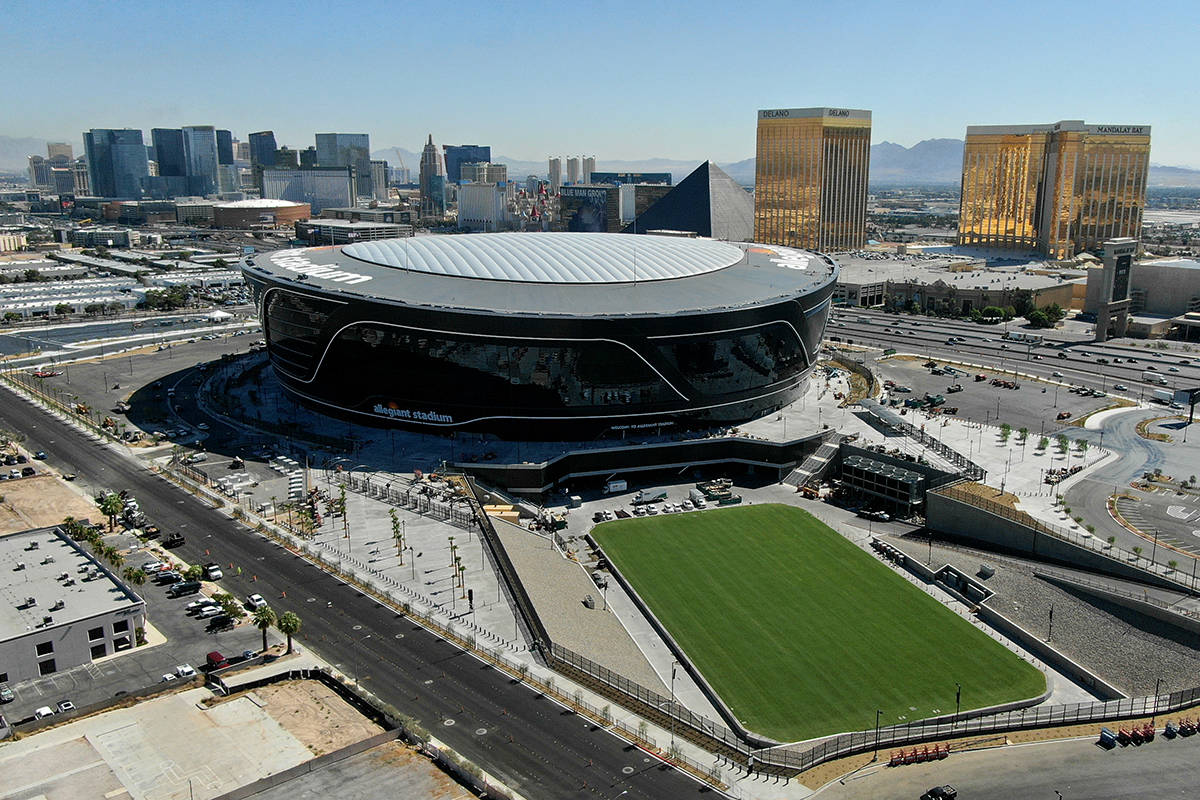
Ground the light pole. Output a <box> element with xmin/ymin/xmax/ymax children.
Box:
<box><xmin>873</xmin><ymin>708</ymin><xmax>882</xmax><ymax>760</ymax></box>
<box><xmin>352</xmin><ymin>633</ymin><xmax>372</xmax><ymax>686</ymax></box>
<box><xmin>955</xmin><ymin>682</ymin><xmax>961</xmax><ymax>727</ymax></box>
<box><xmin>669</xmin><ymin>660</ymin><xmax>680</xmax><ymax>752</ymax></box>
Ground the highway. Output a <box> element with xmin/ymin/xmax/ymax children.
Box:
<box><xmin>0</xmin><ymin>387</ymin><xmax>711</xmax><ymax>799</ymax></box>
<box><xmin>828</xmin><ymin>307</ymin><xmax>1200</xmax><ymax>402</ymax></box>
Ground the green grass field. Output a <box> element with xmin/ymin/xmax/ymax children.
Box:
<box><xmin>593</xmin><ymin>504</ymin><xmax>1044</xmax><ymax>741</ymax></box>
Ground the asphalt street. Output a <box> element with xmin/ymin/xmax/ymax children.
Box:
<box><xmin>0</xmin><ymin>388</ymin><xmax>710</xmax><ymax>799</ymax></box>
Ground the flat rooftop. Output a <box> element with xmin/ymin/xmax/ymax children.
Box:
<box><xmin>836</xmin><ymin>252</ymin><xmax>1075</xmax><ymax>291</ymax></box>
<box><xmin>0</xmin><ymin>526</ymin><xmax>142</xmax><ymax>643</ymax></box>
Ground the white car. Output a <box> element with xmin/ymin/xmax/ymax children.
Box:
<box><xmin>1052</xmin><ymin>372</ymin><xmax>1064</xmax><ymax>378</ymax></box>
<box><xmin>185</xmin><ymin>598</ymin><xmax>216</xmax><ymax>613</ymax></box>
<box><xmin>1113</xmin><ymin>384</ymin><xmax>1128</xmax><ymax>391</ymax></box>
<box><xmin>245</xmin><ymin>593</ymin><xmax>267</xmax><ymax>610</ymax></box>
<box><xmin>34</xmin><ymin>706</ymin><xmax>55</xmax><ymax>719</ymax></box>
<box><xmin>196</xmin><ymin>605</ymin><xmax>222</xmax><ymax>619</ymax></box>
<box><xmin>175</xmin><ymin>664</ymin><xmax>196</xmax><ymax>678</ymax></box>
<box><xmin>160</xmin><ymin>673</ymin><xmax>177</xmax><ymax>683</ymax></box>
<box><xmin>197</xmin><ymin>423</ymin><xmax>210</xmax><ymax>431</ymax></box>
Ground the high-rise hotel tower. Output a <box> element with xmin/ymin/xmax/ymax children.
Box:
<box><xmin>958</xmin><ymin>120</ymin><xmax>1150</xmax><ymax>259</ymax></box>
<box><xmin>754</xmin><ymin>107</ymin><xmax>871</xmax><ymax>251</ymax></box>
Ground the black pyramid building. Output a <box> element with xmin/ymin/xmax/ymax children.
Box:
<box><xmin>622</xmin><ymin>160</ymin><xmax>754</xmax><ymax>241</ymax></box>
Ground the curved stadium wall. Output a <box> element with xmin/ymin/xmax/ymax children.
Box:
<box><xmin>243</xmin><ymin>233</ymin><xmax>836</xmax><ymax>438</ymax></box>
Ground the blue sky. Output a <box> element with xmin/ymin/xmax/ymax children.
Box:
<box><xmin>3</xmin><ymin>0</ymin><xmax>1196</xmax><ymax>166</ymax></box>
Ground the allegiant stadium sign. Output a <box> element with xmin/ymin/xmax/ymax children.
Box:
<box><xmin>270</xmin><ymin>251</ymin><xmax>373</xmax><ymax>285</ymax></box>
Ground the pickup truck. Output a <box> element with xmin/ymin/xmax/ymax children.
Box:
<box><xmin>163</xmin><ymin>532</ymin><xmax>185</xmax><ymax>548</ymax></box>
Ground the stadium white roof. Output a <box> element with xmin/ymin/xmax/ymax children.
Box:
<box><xmin>216</xmin><ymin>198</ymin><xmax>305</xmax><ymax>209</ymax></box>
<box><xmin>342</xmin><ymin>231</ymin><xmax>745</xmax><ymax>284</ymax></box>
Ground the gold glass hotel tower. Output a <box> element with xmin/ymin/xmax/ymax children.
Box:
<box><xmin>754</xmin><ymin>107</ymin><xmax>872</xmax><ymax>251</ymax></box>
<box><xmin>958</xmin><ymin>120</ymin><xmax>1150</xmax><ymax>259</ymax></box>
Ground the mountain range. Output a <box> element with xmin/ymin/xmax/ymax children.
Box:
<box><xmin>374</xmin><ymin>140</ymin><xmax>1200</xmax><ymax>188</ymax></box>
<box><xmin>4</xmin><ymin>135</ymin><xmax>1200</xmax><ymax>188</ymax></box>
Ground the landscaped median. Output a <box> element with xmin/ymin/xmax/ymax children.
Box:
<box><xmin>593</xmin><ymin>504</ymin><xmax>1046</xmax><ymax>742</ymax></box>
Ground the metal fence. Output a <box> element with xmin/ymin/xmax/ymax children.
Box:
<box><xmin>777</xmin><ymin>687</ymin><xmax>1200</xmax><ymax>772</ymax></box>
<box><xmin>157</xmin><ymin>460</ymin><xmax>1200</xmax><ymax>779</ymax></box>
<box><xmin>932</xmin><ymin>483</ymin><xmax>1198</xmax><ymax>593</ymax></box>
<box><xmin>859</xmin><ymin>400</ymin><xmax>986</xmax><ymax>481</ymax></box>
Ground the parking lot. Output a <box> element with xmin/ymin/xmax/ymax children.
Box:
<box><xmin>873</xmin><ymin>356</ymin><xmax>1113</xmax><ymax>435</ymax></box>
<box><xmin>1</xmin><ymin>526</ymin><xmax>269</xmax><ymax>723</ymax></box>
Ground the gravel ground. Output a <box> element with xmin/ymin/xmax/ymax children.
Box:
<box><xmin>887</xmin><ymin>535</ymin><xmax>1200</xmax><ymax>697</ymax></box>
<box><xmin>492</xmin><ymin>519</ymin><xmax>668</xmax><ymax>693</ymax></box>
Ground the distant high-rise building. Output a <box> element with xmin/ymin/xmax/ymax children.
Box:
<box><xmin>72</xmin><ymin>157</ymin><xmax>90</xmax><ymax>194</ymax></box>
<box><xmin>181</xmin><ymin>125</ymin><xmax>219</xmax><ymax>196</ymax></box>
<box><xmin>249</xmin><ymin>131</ymin><xmax>278</xmax><ymax>168</ymax></box>
<box><xmin>299</xmin><ymin>146</ymin><xmax>318</xmax><ymax>169</ymax></box>
<box><xmin>420</xmin><ymin>134</ymin><xmax>446</xmax><ymax>217</ymax></box>
<box><xmin>84</xmin><ymin>128</ymin><xmax>150</xmax><ymax>198</ymax></box>
<box><xmin>315</xmin><ymin>133</ymin><xmax>371</xmax><ymax>196</ymax></box>
<box><xmin>590</xmin><ymin>172</ymin><xmax>672</xmax><ymax>186</ymax></box>
<box><xmin>27</xmin><ymin>155</ymin><xmax>51</xmax><ymax>190</ymax></box>
<box><xmin>525</xmin><ymin>175</ymin><xmax>540</xmax><ymax>195</ymax></box>
<box><xmin>147</xmin><ymin>159</ymin><xmax>159</xmax><ymax>177</ymax></box>
<box><xmin>460</xmin><ymin>162</ymin><xmax>507</xmax><ymax>184</ymax></box>
<box><xmin>234</xmin><ymin>140</ymin><xmax>250</xmax><ymax>162</ymax></box>
<box><xmin>566</xmin><ymin>157</ymin><xmax>581</xmax><ymax>185</ymax></box>
<box><xmin>216</xmin><ymin>129</ymin><xmax>234</xmax><ymax>165</ymax></box>
<box><xmin>261</xmin><ymin>166</ymin><xmax>355</xmax><ymax>214</ymax></box>
<box><xmin>217</xmin><ymin>164</ymin><xmax>240</xmax><ymax>193</ymax></box>
<box><xmin>47</xmin><ymin>142</ymin><xmax>73</xmax><ymax>160</ymax></box>
<box><xmin>275</xmin><ymin>147</ymin><xmax>299</xmax><ymax>169</ymax></box>
<box><xmin>50</xmin><ymin>166</ymin><xmax>75</xmax><ymax>195</ymax></box>
<box><xmin>443</xmin><ymin>144</ymin><xmax>491</xmax><ymax>184</ymax></box>
<box><xmin>370</xmin><ymin>160</ymin><xmax>389</xmax><ymax>201</ymax></box>
<box><xmin>151</xmin><ymin>128</ymin><xmax>186</xmax><ymax>177</ymax></box>
<box><xmin>582</xmin><ymin>156</ymin><xmax>595</xmax><ymax>183</ymax></box>
<box><xmin>548</xmin><ymin>157</ymin><xmax>562</xmax><ymax>193</ymax></box>
<box><xmin>957</xmin><ymin>120</ymin><xmax>1151</xmax><ymax>259</ymax></box>
<box><xmin>754</xmin><ymin>107</ymin><xmax>872</xmax><ymax>250</ymax></box>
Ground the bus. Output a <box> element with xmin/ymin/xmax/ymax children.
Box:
<box><xmin>1003</xmin><ymin>331</ymin><xmax>1043</xmax><ymax>344</ymax></box>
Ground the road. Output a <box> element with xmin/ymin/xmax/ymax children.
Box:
<box><xmin>828</xmin><ymin>307</ymin><xmax>1200</xmax><ymax>402</ymax></box>
<box><xmin>0</xmin><ymin>388</ymin><xmax>710</xmax><ymax>799</ymax></box>
<box><xmin>813</xmin><ymin>733</ymin><xmax>1200</xmax><ymax>799</ymax></box>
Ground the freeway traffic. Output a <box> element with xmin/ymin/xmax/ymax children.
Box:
<box><xmin>0</xmin><ymin>387</ymin><xmax>710</xmax><ymax>799</ymax></box>
<box><xmin>829</xmin><ymin>307</ymin><xmax>1200</xmax><ymax>402</ymax></box>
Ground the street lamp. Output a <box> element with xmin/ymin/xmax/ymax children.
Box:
<box><xmin>955</xmin><ymin>682</ymin><xmax>962</xmax><ymax>726</ymax></box>
<box><xmin>873</xmin><ymin>708</ymin><xmax>882</xmax><ymax>760</ymax></box>
<box><xmin>669</xmin><ymin>660</ymin><xmax>680</xmax><ymax>752</ymax></box>
<box><xmin>352</xmin><ymin>633</ymin><xmax>372</xmax><ymax>686</ymax></box>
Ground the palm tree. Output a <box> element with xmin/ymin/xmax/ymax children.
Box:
<box><xmin>253</xmin><ymin>605</ymin><xmax>277</xmax><ymax>653</ymax></box>
<box><xmin>108</xmin><ymin>549</ymin><xmax>125</xmax><ymax>569</ymax></box>
<box><xmin>122</xmin><ymin>566</ymin><xmax>146</xmax><ymax>587</ymax></box>
<box><xmin>276</xmin><ymin>611</ymin><xmax>302</xmax><ymax>654</ymax></box>
<box><xmin>97</xmin><ymin>492</ymin><xmax>124</xmax><ymax>531</ymax></box>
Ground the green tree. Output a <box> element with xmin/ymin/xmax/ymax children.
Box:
<box><xmin>3</xmin><ymin>311</ymin><xmax>21</xmax><ymax>323</ymax></box>
<box><xmin>1075</xmin><ymin>439</ymin><xmax>1089</xmax><ymax>454</ymax></box>
<box><xmin>214</xmin><ymin>592</ymin><xmax>242</xmax><ymax>619</ymax></box>
<box><xmin>276</xmin><ymin>611</ymin><xmax>302</xmax><ymax>654</ymax></box>
<box><xmin>253</xmin><ymin>604</ymin><xmax>277</xmax><ymax>653</ymax></box>
<box><xmin>1037</xmin><ymin>436</ymin><xmax>1050</xmax><ymax>451</ymax></box>
<box><xmin>389</xmin><ymin>507</ymin><xmax>404</xmax><ymax>564</ymax></box>
<box><xmin>1017</xmin><ymin>427</ymin><xmax>1029</xmax><ymax>442</ymax></box>
<box><xmin>54</xmin><ymin>303</ymin><xmax>73</xmax><ymax>316</ymax></box>
<box><xmin>183</xmin><ymin>564</ymin><xmax>204</xmax><ymax>581</ymax></box>
<box><xmin>1025</xmin><ymin>308</ymin><xmax>1051</xmax><ymax>328</ymax></box>
<box><xmin>122</xmin><ymin>566</ymin><xmax>146</xmax><ymax>587</ymax></box>
<box><xmin>97</xmin><ymin>492</ymin><xmax>124</xmax><ymax>531</ymax></box>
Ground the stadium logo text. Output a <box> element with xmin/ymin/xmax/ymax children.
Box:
<box><xmin>372</xmin><ymin>404</ymin><xmax>454</xmax><ymax>423</ymax></box>
<box><xmin>271</xmin><ymin>252</ymin><xmax>373</xmax><ymax>285</ymax></box>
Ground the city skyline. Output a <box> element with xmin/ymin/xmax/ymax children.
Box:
<box><xmin>2</xmin><ymin>0</ymin><xmax>1198</xmax><ymax>168</ymax></box>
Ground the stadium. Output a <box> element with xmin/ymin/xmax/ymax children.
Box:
<box><xmin>241</xmin><ymin>232</ymin><xmax>837</xmax><ymax>437</ymax></box>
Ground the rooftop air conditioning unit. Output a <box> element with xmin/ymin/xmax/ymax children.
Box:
<box><xmin>42</xmin><ymin>615</ymin><xmax>53</xmax><ymax>626</ymax></box>
<box><xmin>26</xmin><ymin>596</ymin><xmax>36</xmax><ymax>606</ymax></box>
<box><xmin>51</xmin><ymin>599</ymin><xmax>65</xmax><ymax>611</ymax></box>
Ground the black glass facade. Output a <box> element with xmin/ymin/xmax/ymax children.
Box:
<box><xmin>252</xmin><ymin>279</ymin><xmax>833</xmax><ymax>438</ymax></box>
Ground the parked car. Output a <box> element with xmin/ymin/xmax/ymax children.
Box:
<box><xmin>206</xmin><ymin>651</ymin><xmax>230</xmax><ymax>670</ymax></box>
<box><xmin>0</xmin><ymin>684</ymin><xmax>13</xmax><ymax>703</ymax></box>
<box><xmin>196</xmin><ymin>605</ymin><xmax>222</xmax><ymax>619</ymax></box>
<box><xmin>203</xmin><ymin>564</ymin><xmax>223</xmax><ymax>581</ymax></box>
<box><xmin>33</xmin><ymin>451</ymin><xmax>47</xmax><ymax>460</ymax></box>
<box><xmin>34</xmin><ymin>706</ymin><xmax>55</xmax><ymax>719</ymax></box>
<box><xmin>163</xmin><ymin>532</ymin><xmax>185</xmax><ymax>547</ymax></box>
<box><xmin>175</xmin><ymin>664</ymin><xmax>197</xmax><ymax>678</ymax></box>
<box><xmin>21</xmin><ymin>467</ymin><xmax>35</xmax><ymax>477</ymax></box>
<box><xmin>186</xmin><ymin>597</ymin><xmax>217</xmax><ymax>613</ymax></box>
<box><xmin>245</xmin><ymin>593</ymin><xmax>267</xmax><ymax>610</ymax></box>
<box><xmin>56</xmin><ymin>700</ymin><xmax>76</xmax><ymax>713</ymax></box>
<box><xmin>206</xmin><ymin>614</ymin><xmax>235</xmax><ymax>632</ymax></box>
<box><xmin>921</xmin><ymin>787</ymin><xmax>957</xmax><ymax>800</ymax></box>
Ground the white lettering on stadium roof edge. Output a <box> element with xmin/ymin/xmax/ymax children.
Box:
<box><xmin>271</xmin><ymin>251</ymin><xmax>372</xmax><ymax>285</ymax></box>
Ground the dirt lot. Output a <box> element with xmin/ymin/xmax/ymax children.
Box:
<box><xmin>219</xmin><ymin>679</ymin><xmax>383</xmax><ymax>756</ymax></box>
<box><xmin>0</xmin><ymin>472</ymin><xmax>97</xmax><ymax>533</ymax></box>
